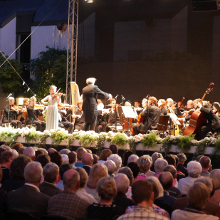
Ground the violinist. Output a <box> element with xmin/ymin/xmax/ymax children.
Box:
<box><xmin>3</xmin><ymin>97</ymin><xmax>22</xmax><ymax>128</ymax></box>
<box><xmin>97</xmin><ymin>99</ymin><xmax>104</xmax><ymax>110</ymax></box>
<box><xmin>96</xmin><ymin>99</ymin><xmax>108</xmax><ymax>132</ymax></box>
<box><xmin>132</xmin><ymin>96</ymin><xmax>161</xmax><ymax>135</ymax></box>
<box><xmin>41</xmin><ymin>85</ymin><xmax>61</xmax><ymax>131</ymax></box>
<box><xmin>72</xmin><ymin>99</ymin><xmax>85</xmax><ymax>131</ymax></box>
<box><xmin>27</xmin><ymin>97</ymin><xmax>46</xmax><ymax>132</ymax></box>
<box><xmin>134</xmin><ymin>100</ymin><xmax>142</xmax><ymax>115</ymax></box>
<box><xmin>20</xmin><ymin>98</ymin><xmax>29</xmax><ymax>125</ymax></box>
<box><xmin>158</xmin><ymin>99</ymin><xmax>167</xmax><ymax>116</ymax></box>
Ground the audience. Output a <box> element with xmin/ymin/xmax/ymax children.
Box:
<box><xmin>56</xmin><ymin>163</ymin><xmax>72</xmax><ymax>190</ymax></box>
<box><xmin>36</xmin><ymin>154</ymin><xmax>51</xmax><ymax>167</ymax></box>
<box><xmin>98</xmin><ymin>149</ymin><xmax>112</xmax><ymax>164</ymax></box>
<box><xmin>2</xmin><ymin>155</ymin><xmax>31</xmax><ymax>193</ymax></box>
<box><xmin>82</xmin><ymin>153</ymin><xmax>93</xmax><ymax>175</ymax></box>
<box><xmin>50</xmin><ymin>151</ymin><xmax>63</xmax><ymax>167</ymax></box>
<box><xmin>178</xmin><ymin>161</ymin><xmax>202</xmax><ymax>195</ymax></box>
<box><xmin>107</xmin><ymin>154</ymin><xmax>122</xmax><ymax>172</ymax></box>
<box><xmin>151</xmin><ymin>152</ymin><xmax>163</xmax><ymax>172</ymax></box>
<box><xmin>172</xmin><ymin>182</ymin><xmax>219</xmax><ymax>220</ymax></box>
<box><xmin>176</xmin><ymin>153</ymin><xmax>188</xmax><ymax>177</ymax></box>
<box><xmin>104</xmin><ymin>159</ymin><xmax>117</xmax><ymax>176</ymax></box>
<box><xmin>61</xmin><ymin>154</ymin><xmax>69</xmax><ymax>165</ymax></box>
<box><xmin>60</xmin><ymin>148</ymin><xmax>70</xmax><ymax>155</ymax></box>
<box><xmin>200</xmin><ymin>156</ymin><xmax>211</xmax><ymax>177</ymax></box>
<box><xmin>210</xmin><ymin>169</ymin><xmax>220</xmax><ymax>204</ymax></box>
<box><xmin>68</xmin><ymin>151</ymin><xmax>77</xmax><ymax>168</ymax></box>
<box><xmin>47</xmin><ymin>169</ymin><xmax>89</xmax><ymax>220</ymax></box>
<box><xmin>154</xmin><ymin>158</ymin><xmax>168</xmax><ymax>178</ymax></box>
<box><xmin>109</xmin><ymin>144</ymin><xmax>118</xmax><ymax>154</ymax></box>
<box><xmin>127</xmin><ymin>154</ymin><xmax>139</xmax><ymax>164</ymax></box>
<box><xmin>87</xmin><ymin>177</ymin><xmax>124</xmax><ymax>220</ymax></box>
<box><xmin>39</xmin><ymin>162</ymin><xmax>62</xmax><ymax>196</ymax></box>
<box><xmin>93</xmin><ymin>154</ymin><xmax>99</xmax><ymax>164</ymax></box>
<box><xmin>75</xmin><ymin>167</ymin><xmax>97</xmax><ymax>204</ymax></box>
<box><xmin>23</xmin><ymin>147</ymin><xmax>36</xmax><ymax>161</ymax></box>
<box><xmin>0</xmin><ymin>165</ymin><xmax>7</xmax><ymax>220</ymax></box>
<box><xmin>127</xmin><ymin>162</ymin><xmax>140</xmax><ymax>182</ymax></box>
<box><xmin>117</xmin><ymin>179</ymin><xmax>169</xmax><ymax>220</ymax></box>
<box><xmin>7</xmin><ymin>161</ymin><xmax>50</xmax><ymax>220</ymax></box>
<box><xmin>122</xmin><ymin>150</ymin><xmax>133</xmax><ymax>166</ymax></box>
<box><xmin>75</xmin><ymin>147</ymin><xmax>87</xmax><ymax>167</ymax></box>
<box><xmin>1</xmin><ymin>151</ymin><xmax>13</xmax><ymax>183</ymax></box>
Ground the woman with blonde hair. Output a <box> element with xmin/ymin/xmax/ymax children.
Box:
<box><xmin>84</xmin><ymin>164</ymin><xmax>108</xmax><ymax>200</ymax></box>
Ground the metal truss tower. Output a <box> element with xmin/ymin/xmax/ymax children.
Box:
<box><xmin>66</xmin><ymin>0</ymin><xmax>79</xmax><ymax>104</ymax></box>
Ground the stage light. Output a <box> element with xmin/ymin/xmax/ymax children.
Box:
<box><xmin>27</xmin><ymin>88</ymin><xmax>30</xmax><ymax>92</ymax></box>
<box><xmin>23</xmin><ymin>81</ymin><xmax>25</xmax><ymax>85</ymax></box>
<box><xmin>85</xmin><ymin>0</ymin><xmax>93</xmax><ymax>3</ymax></box>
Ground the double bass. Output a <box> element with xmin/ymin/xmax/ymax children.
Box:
<box><xmin>182</xmin><ymin>82</ymin><xmax>214</xmax><ymax>139</ymax></box>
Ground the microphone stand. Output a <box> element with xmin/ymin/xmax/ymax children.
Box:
<box><xmin>6</xmin><ymin>94</ymin><xmax>12</xmax><ymax>126</ymax></box>
<box><xmin>146</xmin><ymin>96</ymin><xmax>149</xmax><ymax>133</ymax></box>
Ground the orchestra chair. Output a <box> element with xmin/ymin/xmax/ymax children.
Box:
<box><xmin>157</xmin><ymin>115</ymin><xmax>170</xmax><ymax>137</ymax></box>
<box><xmin>41</xmin><ymin>215</ymin><xmax>68</xmax><ymax>220</ymax></box>
<box><xmin>6</xmin><ymin>210</ymin><xmax>37</xmax><ymax>220</ymax></box>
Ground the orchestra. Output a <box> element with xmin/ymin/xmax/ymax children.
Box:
<box><xmin>2</xmin><ymin>81</ymin><xmax>219</xmax><ymax>140</ymax></box>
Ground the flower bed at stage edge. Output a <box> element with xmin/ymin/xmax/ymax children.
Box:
<box><xmin>1</xmin><ymin>126</ymin><xmax>220</xmax><ymax>156</ymax></box>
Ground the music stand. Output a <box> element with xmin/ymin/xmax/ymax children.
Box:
<box><xmin>157</xmin><ymin>115</ymin><xmax>170</xmax><ymax>137</ymax></box>
<box><xmin>121</xmin><ymin>106</ymin><xmax>136</xmax><ymax>132</ymax></box>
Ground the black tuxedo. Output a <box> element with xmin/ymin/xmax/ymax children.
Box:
<box><xmin>39</xmin><ymin>181</ymin><xmax>62</xmax><ymax>197</ymax></box>
<box><xmin>7</xmin><ymin>185</ymin><xmax>50</xmax><ymax>220</ymax></box>
<box><xmin>83</xmin><ymin>165</ymin><xmax>91</xmax><ymax>176</ymax></box>
<box><xmin>82</xmin><ymin>84</ymin><xmax>110</xmax><ymax>131</ymax></box>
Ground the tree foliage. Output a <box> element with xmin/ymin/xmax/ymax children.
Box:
<box><xmin>30</xmin><ymin>46</ymin><xmax>67</xmax><ymax>101</ymax></box>
<box><xmin>0</xmin><ymin>53</ymin><xmax>23</xmax><ymax>94</ymax></box>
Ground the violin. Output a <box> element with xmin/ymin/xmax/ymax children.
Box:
<box><xmin>11</xmin><ymin>105</ymin><xmax>22</xmax><ymax>111</ymax></box>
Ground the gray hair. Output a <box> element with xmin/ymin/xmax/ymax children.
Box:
<box><xmin>194</xmin><ymin>176</ymin><xmax>213</xmax><ymax>192</ymax></box>
<box><xmin>118</xmin><ymin>167</ymin><xmax>134</xmax><ymax>186</ymax></box>
<box><xmin>43</xmin><ymin>162</ymin><xmax>59</xmax><ymax>183</ymax></box>
<box><xmin>152</xmin><ymin>152</ymin><xmax>163</xmax><ymax>164</ymax></box>
<box><xmin>147</xmin><ymin>176</ymin><xmax>164</xmax><ymax>199</ymax></box>
<box><xmin>107</xmin><ymin>154</ymin><xmax>122</xmax><ymax>171</ymax></box>
<box><xmin>154</xmin><ymin>158</ymin><xmax>168</xmax><ymax>173</ymax></box>
<box><xmin>210</xmin><ymin>169</ymin><xmax>220</xmax><ymax>189</ymax></box>
<box><xmin>137</xmin><ymin>155</ymin><xmax>152</xmax><ymax>173</ymax></box>
<box><xmin>115</xmin><ymin>173</ymin><xmax>130</xmax><ymax>194</ymax></box>
<box><xmin>38</xmin><ymin>148</ymin><xmax>48</xmax><ymax>154</ymax></box>
<box><xmin>23</xmin><ymin>147</ymin><xmax>35</xmax><ymax>159</ymax></box>
<box><xmin>86</xmin><ymin>77</ymin><xmax>96</xmax><ymax>85</ymax></box>
<box><xmin>104</xmin><ymin>160</ymin><xmax>116</xmax><ymax>175</ymax></box>
<box><xmin>24</xmin><ymin>161</ymin><xmax>42</xmax><ymax>183</ymax></box>
<box><xmin>177</xmin><ymin>153</ymin><xmax>187</xmax><ymax>162</ymax></box>
<box><xmin>62</xmin><ymin>154</ymin><xmax>69</xmax><ymax>165</ymax></box>
<box><xmin>127</xmin><ymin>154</ymin><xmax>139</xmax><ymax>164</ymax></box>
<box><xmin>187</xmin><ymin>161</ymin><xmax>202</xmax><ymax>178</ymax></box>
<box><xmin>63</xmin><ymin>170</ymin><xmax>80</xmax><ymax>188</ymax></box>
<box><xmin>60</xmin><ymin>149</ymin><xmax>70</xmax><ymax>155</ymax></box>
<box><xmin>11</xmin><ymin>149</ymin><xmax>19</xmax><ymax>160</ymax></box>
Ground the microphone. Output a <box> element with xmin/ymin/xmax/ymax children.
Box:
<box><xmin>6</xmin><ymin>93</ymin><xmax>12</xmax><ymax>99</ymax></box>
<box><xmin>146</xmin><ymin>94</ymin><xmax>150</xmax><ymax>99</ymax></box>
<box><xmin>115</xmin><ymin>94</ymin><xmax>119</xmax><ymax>99</ymax></box>
<box><xmin>122</xmin><ymin>95</ymin><xmax>125</xmax><ymax>100</ymax></box>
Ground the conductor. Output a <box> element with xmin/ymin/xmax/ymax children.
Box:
<box><xmin>82</xmin><ymin>77</ymin><xmax>112</xmax><ymax>131</ymax></box>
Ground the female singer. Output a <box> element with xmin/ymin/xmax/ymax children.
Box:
<box><xmin>41</xmin><ymin>85</ymin><xmax>61</xmax><ymax>131</ymax></box>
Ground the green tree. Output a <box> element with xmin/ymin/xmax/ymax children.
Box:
<box><xmin>0</xmin><ymin>52</ymin><xmax>23</xmax><ymax>94</ymax></box>
<box><xmin>30</xmin><ymin>46</ymin><xmax>67</xmax><ymax>101</ymax></box>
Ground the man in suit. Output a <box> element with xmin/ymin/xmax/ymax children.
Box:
<box><xmin>39</xmin><ymin>162</ymin><xmax>62</xmax><ymax>197</ymax></box>
<box><xmin>7</xmin><ymin>161</ymin><xmax>50</xmax><ymax>220</ymax></box>
<box><xmin>82</xmin><ymin>153</ymin><xmax>93</xmax><ymax>176</ymax></box>
<box><xmin>82</xmin><ymin>77</ymin><xmax>112</xmax><ymax>131</ymax></box>
<box><xmin>132</xmin><ymin>97</ymin><xmax>161</xmax><ymax>135</ymax></box>
<box><xmin>47</xmin><ymin>169</ymin><xmax>90</xmax><ymax>220</ymax></box>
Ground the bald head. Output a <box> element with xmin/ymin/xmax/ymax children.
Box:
<box><xmin>23</xmin><ymin>147</ymin><xmax>35</xmax><ymax>161</ymax></box>
<box><xmin>82</xmin><ymin>153</ymin><xmax>93</xmax><ymax>166</ymax></box>
<box><xmin>159</xmin><ymin>172</ymin><xmax>173</xmax><ymax>191</ymax></box>
<box><xmin>63</xmin><ymin>169</ymin><xmax>80</xmax><ymax>191</ymax></box>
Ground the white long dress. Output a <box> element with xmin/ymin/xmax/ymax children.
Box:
<box><xmin>46</xmin><ymin>96</ymin><xmax>58</xmax><ymax>131</ymax></box>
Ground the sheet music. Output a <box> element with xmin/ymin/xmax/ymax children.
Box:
<box><xmin>122</xmin><ymin>106</ymin><xmax>136</xmax><ymax>119</ymax></box>
<box><xmin>169</xmin><ymin>113</ymin><xmax>181</xmax><ymax>125</ymax></box>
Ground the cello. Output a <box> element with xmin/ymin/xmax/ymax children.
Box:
<box><xmin>182</xmin><ymin>82</ymin><xmax>214</xmax><ymax>139</ymax></box>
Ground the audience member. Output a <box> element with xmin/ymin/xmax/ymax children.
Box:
<box><xmin>93</xmin><ymin>154</ymin><xmax>99</xmax><ymax>164</ymax></box>
<box><xmin>68</xmin><ymin>151</ymin><xmax>77</xmax><ymax>168</ymax></box>
<box><xmin>23</xmin><ymin>147</ymin><xmax>35</xmax><ymax>161</ymax></box>
<box><xmin>172</xmin><ymin>182</ymin><xmax>219</xmax><ymax>220</ymax></box>
<box><xmin>2</xmin><ymin>155</ymin><xmax>31</xmax><ymax>193</ymax></box>
<box><xmin>127</xmin><ymin>154</ymin><xmax>139</xmax><ymax>164</ymax></box>
<box><xmin>114</xmin><ymin>173</ymin><xmax>134</xmax><ymax>211</ymax></box>
<box><xmin>36</xmin><ymin>154</ymin><xmax>50</xmax><ymax>167</ymax></box>
<box><xmin>11</xmin><ymin>149</ymin><xmax>18</xmax><ymax>160</ymax></box>
<box><xmin>75</xmin><ymin>147</ymin><xmax>87</xmax><ymax>167</ymax></box>
<box><xmin>12</xmin><ymin>143</ymin><xmax>24</xmax><ymax>152</ymax></box>
<box><xmin>127</xmin><ymin>162</ymin><xmax>140</xmax><ymax>181</ymax></box>
<box><xmin>104</xmin><ymin>160</ymin><xmax>117</xmax><ymax>176</ymax></box>
<box><xmin>84</xmin><ymin>164</ymin><xmax>108</xmax><ymax>200</ymax></box>
<box><xmin>48</xmin><ymin>148</ymin><xmax>56</xmax><ymax>156</ymax></box>
<box><xmin>117</xmin><ymin>180</ymin><xmax>169</xmax><ymax>220</ymax></box>
<box><xmin>47</xmin><ymin>169</ymin><xmax>89</xmax><ymax>220</ymax></box>
<box><xmin>109</xmin><ymin>144</ymin><xmax>118</xmax><ymax>154</ymax></box>
<box><xmin>75</xmin><ymin>167</ymin><xmax>97</xmax><ymax>204</ymax></box>
<box><xmin>159</xmin><ymin>172</ymin><xmax>176</xmax><ymax>207</ymax></box>
<box><xmin>1</xmin><ymin>151</ymin><xmax>13</xmax><ymax>183</ymax></box>
<box><xmin>87</xmin><ymin>177</ymin><xmax>124</xmax><ymax>220</ymax></box>
<box><xmin>107</xmin><ymin>154</ymin><xmax>122</xmax><ymax>172</ymax></box>
<box><xmin>176</xmin><ymin>153</ymin><xmax>188</xmax><ymax>177</ymax></box>
<box><xmin>98</xmin><ymin>149</ymin><xmax>112</xmax><ymax>164</ymax></box>
<box><xmin>122</xmin><ymin>150</ymin><xmax>133</xmax><ymax>166</ymax></box>
<box><xmin>136</xmin><ymin>155</ymin><xmax>155</xmax><ymax>180</ymax></box>
<box><xmin>7</xmin><ymin>162</ymin><xmax>50</xmax><ymax>220</ymax></box>
<box><xmin>39</xmin><ymin>162</ymin><xmax>62</xmax><ymax>196</ymax></box>
<box><xmin>163</xmin><ymin>165</ymin><xmax>181</xmax><ymax>198</ymax></box>
<box><xmin>50</xmin><ymin>151</ymin><xmax>63</xmax><ymax>167</ymax></box>
<box><xmin>178</xmin><ymin>161</ymin><xmax>202</xmax><ymax>195</ymax></box>
<box><xmin>0</xmin><ymin>165</ymin><xmax>7</xmax><ymax>219</ymax></box>
<box><xmin>56</xmin><ymin>163</ymin><xmax>72</xmax><ymax>190</ymax></box>
<box><xmin>210</xmin><ymin>169</ymin><xmax>220</xmax><ymax>204</ymax></box>
<box><xmin>151</xmin><ymin>152</ymin><xmax>163</xmax><ymax>172</ymax></box>
<box><xmin>61</xmin><ymin>154</ymin><xmax>69</xmax><ymax>165</ymax></box>
<box><xmin>60</xmin><ymin>148</ymin><xmax>70</xmax><ymax>155</ymax></box>
<box><xmin>154</xmin><ymin>158</ymin><xmax>168</xmax><ymax>178</ymax></box>
<box><xmin>200</xmin><ymin>156</ymin><xmax>211</xmax><ymax>177</ymax></box>
<box><xmin>82</xmin><ymin>153</ymin><xmax>93</xmax><ymax>175</ymax></box>
<box><xmin>18</xmin><ymin>146</ymin><xmax>26</xmax><ymax>155</ymax></box>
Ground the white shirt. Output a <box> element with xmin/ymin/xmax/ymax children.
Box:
<box><xmin>97</xmin><ymin>103</ymin><xmax>104</xmax><ymax>110</ymax></box>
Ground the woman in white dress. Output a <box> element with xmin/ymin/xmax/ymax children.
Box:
<box><xmin>41</xmin><ymin>85</ymin><xmax>61</xmax><ymax>131</ymax></box>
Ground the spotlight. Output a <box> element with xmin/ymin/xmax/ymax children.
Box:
<box><xmin>27</xmin><ymin>88</ymin><xmax>30</xmax><ymax>92</ymax></box>
<box><xmin>85</xmin><ymin>0</ymin><xmax>93</xmax><ymax>3</ymax></box>
<box><xmin>23</xmin><ymin>81</ymin><xmax>25</xmax><ymax>85</ymax></box>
